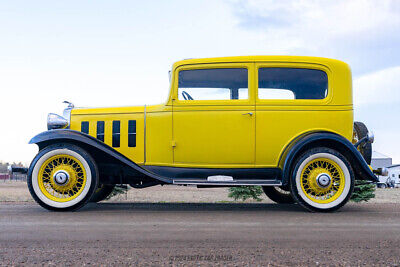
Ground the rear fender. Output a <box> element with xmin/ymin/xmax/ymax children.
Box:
<box><xmin>280</xmin><ymin>132</ymin><xmax>379</xmax><ymax>185</ymax></box>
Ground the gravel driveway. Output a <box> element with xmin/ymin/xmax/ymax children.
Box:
<box><xmin>1</xmin><ymin>182</ymin><xmax>400</xmax><ymax>265</ymax></box>
<box><xmin>1</xmin><ymin>202</ymin><xmax>400</xmax><ymax>266</ymax></box>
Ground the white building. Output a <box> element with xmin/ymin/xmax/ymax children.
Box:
<box><xmin>386</xmin><ymin>165</ymin><xmax>400</xmax><ymax>186</ymax></box>
<box><xmin>370</xmin><ymin>151</ymin><xmax>394</xmax><ymax>187</ymax></box>
<box><xmin>371</xmin><ymin>151</ymin><xmax>392</xmax><ymax>170</ymax></box>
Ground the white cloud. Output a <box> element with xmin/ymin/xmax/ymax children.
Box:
<box><xmin>354</xmin><ymin>66</ymin><xmax>400</xmax><ymax>106</ymax></box>
<box><xmin>229</xmin><ymin>0</ymin><xmax>400</xmax><ymax>75</ymax></box>
<box><xmin>233</xmin><ymin>0</ymin><xmax>400</xmax><ymax>38</ymax></box>
<box><xmin>353</xmin><ymin>67</ymin><xmax>400</xmax><ymax>163</ymax></box>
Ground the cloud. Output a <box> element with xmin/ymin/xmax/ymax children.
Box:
<box><xmin>353</xmin><ymin>67</ymin><xmax>400</xmax><ymax>163</ymax></box>
<box><xmin>354</xmin><ymin>66</ymin><xmax>400</xmax><ymax>106</ymax></box>
<box><xmin>228</xmin><ymin>0</ymin><xmax>400</xmax><ymax>75</ymax></box>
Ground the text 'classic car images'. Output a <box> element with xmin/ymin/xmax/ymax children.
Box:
<box><xmin>21</xmin><ymin>56</ymin><xmax>384</xmax><ymax>212</ymax></box>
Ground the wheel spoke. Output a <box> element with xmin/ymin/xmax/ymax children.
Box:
<box><xmin>300</xmin><ymin>157</ymin><xmax>345</xmax><ymax>202</ymax></box>
<box><xmin>38</xmin><ymin>154</ymin><xmax>87</xmax><ymax>201</ymax></box>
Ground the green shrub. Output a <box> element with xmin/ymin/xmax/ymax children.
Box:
<box><xmin>350</xmin><ymin>181</ymin><xmax>376</xmax><ymax>203</ymax></box>
<box><xmin>106</xmin><ymin>184</ymin><xmax>129</xmax><ymax>200</ymax></box>
<box><xmin>228</xmin><ymin>186</ymin><xmax>263</xmax><ymax>202</ymax></box>
<box><xmin>228</xmin><ymin>181</ymin><xmax>376</xmax><ymax>203</ymax></box>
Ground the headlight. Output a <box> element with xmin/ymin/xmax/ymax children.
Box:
<box><xmin>47</xmin><ymin>113</ymin><xmax>68</xmax><ymax>130</ymax></box>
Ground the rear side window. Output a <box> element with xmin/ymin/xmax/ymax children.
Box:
<box><xmin>178</xmin><ymin>68</ymin><xmax>248</xmax><ymax>100</ymax></box>
<box><xmin>258</xmin><ymin>68</ymin><xmax>328</xmax><ymax>100</ymax></box>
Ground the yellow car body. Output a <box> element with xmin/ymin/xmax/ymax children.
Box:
<box><xmin>27</xmin><ymin>55</ymin><xmax>378</xmax><ymax>212</ymax></box>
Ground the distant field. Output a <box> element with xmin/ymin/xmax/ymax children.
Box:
<box><xmin>1</xmin><ymin>181</ymin><xmax>400</xmax><ymax>204</ymax></box>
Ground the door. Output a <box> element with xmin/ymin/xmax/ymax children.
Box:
<box><xmin>172</xmin><ymin>63</ymin><xmax>256</xmax><ymax>168</ymax></box>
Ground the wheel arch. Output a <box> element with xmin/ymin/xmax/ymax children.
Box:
<box><xmin>29</xmin><ymin>129</ymin><xmax>172</xmax><ymax>184</ymax></box>
<box><xmin>279</xmin><ymin>131</ymin><xmax>378</xmax><ymax>186</ymax></box>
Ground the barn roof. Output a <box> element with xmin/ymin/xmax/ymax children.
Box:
<box><xmin>387</xmin><ymin>164</ymin><xmax>400</xmax><ymax>169</ymax></box>
<box><xmin>372</xmin><ymin>151</ymin><xmax>392</xmax><ymax>159</ymax></box>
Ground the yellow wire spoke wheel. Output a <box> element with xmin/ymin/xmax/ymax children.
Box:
<box><xmin>38</xmin><ymin>154</ymin><xmax>87</xmax><ymax>202</ymax></box>
<box><xmin>29</xmin><ymin>145</ymin><xmax>96</xmax><ymax>211</ymax></box>
<box><xmin>293</xmin><ymin>149</ymin><xmax>353</xmax><ymax>211</ymax></box>
<box><xmin>300</xmin><ymin>158</ymin><xmax>345</xmax><ymax>204</ymax></box>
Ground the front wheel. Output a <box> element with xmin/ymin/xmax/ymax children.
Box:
<box><xmin>290</xmin><ymin>147</ymin><xmax>354</xmax><ymax>212</ymax></box>
<box><xmin>27</xmin><ymin>143</ymin><xmax>98</xmax><ymax>211</ymax></box>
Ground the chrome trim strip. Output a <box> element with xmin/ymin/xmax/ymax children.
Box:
<box><xmin>144</xmin><ymin>104</ymin><xmax>147</xmax><ymax>164</ymax></box>
<box><xmin>173</xmin><ymin>179</ymin><xmax>282</xmax><ymax>186</ymax></box>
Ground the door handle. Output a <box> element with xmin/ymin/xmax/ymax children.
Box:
<box><xmin>242</xmin><ymin>112</ymin><xmax>253</xmax><ymax>116</ymax></box>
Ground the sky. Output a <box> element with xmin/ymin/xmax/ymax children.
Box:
<box><xmin>0</xmin><ymin>0</ymin><xmax>399</xmax><ymax>164</ymax></box>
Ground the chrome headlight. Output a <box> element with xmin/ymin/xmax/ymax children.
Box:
<box><xmin>47</xmin><ymin>113</ymin><xmax>68</xmax><ymax>130</ymax></box>
<box><xmin>47</xmin><ymin>101</ymin><xmax>74</xmax><ymax>130</ymax></box>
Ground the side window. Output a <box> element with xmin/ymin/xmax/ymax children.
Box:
<box><xmin>258</xmin><ymin>68</ymin><xmax>328</xmax><ymax>100</ymax></box>
<box><xmin>178</xmin><ymin>68</ymin><xmax>248</xmax><ymax>100</ymax></box>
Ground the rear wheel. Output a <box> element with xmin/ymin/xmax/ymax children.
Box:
<box><xmin>262</xmin><ymin>186</ymin><xmax>295</xmax><ymax>204</ymax></box>
<box><xmin>290</xmin><ymin>147</ymin><xmax>354</xmax><ymax>212</ymax></box>
<box><xmin>27</xmin><ymin>143</ymin><xmax>98</xmax><ymax>211</ymax></box>
<box><xmin>90</xmin><ymin>184</ymin><xmax>115</xmax><ymax>203</ymax></box>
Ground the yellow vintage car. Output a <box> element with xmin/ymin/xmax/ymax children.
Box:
<box><xmin>26</xmin><ymin>56</ymin><xmax>380</xmax><ymax>212</ymax></box>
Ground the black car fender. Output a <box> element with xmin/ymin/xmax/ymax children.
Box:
<box><xmin>279</xmin><ymin>132</ymin><xmax>378</xmax><ymax>185</ymax></box>
<box><xmin>29</xmin><ymin>129</ymin><xmax>173</xmax><ymax>184</ymax></box>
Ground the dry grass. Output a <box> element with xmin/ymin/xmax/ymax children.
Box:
<box><xmin>1</xmin><ymin>180</ymin><xmax>399</xmax><ymax>203</ymax></box>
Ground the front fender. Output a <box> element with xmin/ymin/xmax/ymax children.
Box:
<box><xmin>280</xmin><ymin>132</ymin><xmax>378</xmax><ymax>185</ymax></box>
<box><xmin>29</xmin><ymin>129</ymin><xmax>172</xmax><ymax>184</ymax></box>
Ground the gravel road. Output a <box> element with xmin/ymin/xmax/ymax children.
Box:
<box><xmin>1</xmin><ymin>202</ymin><xmax>400</xmax><ymax>266</ymax></box>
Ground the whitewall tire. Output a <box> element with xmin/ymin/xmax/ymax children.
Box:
<box><xmin>290</xmin><ymin>147</ymin><xmax>355</xmax><ymax>212</ymax></box>
<box><xmin>27</xmin><ymin>143</ymin><xmax>98</xmax><ymax>211</ymax></box>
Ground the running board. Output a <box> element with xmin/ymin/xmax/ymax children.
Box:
<box><xmin>172</xmin><ymin>179</ymin><xmax>282</xmax><ymax>186</ymax></box>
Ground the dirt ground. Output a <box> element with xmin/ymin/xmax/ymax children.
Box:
<box><xmin>1</xmin><ymin>202</ymin><xmax>400</xmax><ymax>266</ymax></box>
<box><xmin>1</xmin><ymin>180</ymin><xmax>400</xmax><ymax>204</ymax></box>
<box><xmin>1</xmin><ymin>182</ymin><xmax>400</xmax><ymax>265</ymax></box>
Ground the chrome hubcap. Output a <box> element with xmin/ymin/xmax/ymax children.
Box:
<box><xmin>53</xmin><ymin>170</ymin><xmax>70</xmax><ymax>186</ymax></box>
<box><xmin>316</xmin><ymin>173</ymin><xmax>331</xmax><ymax>188</ymax></box>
